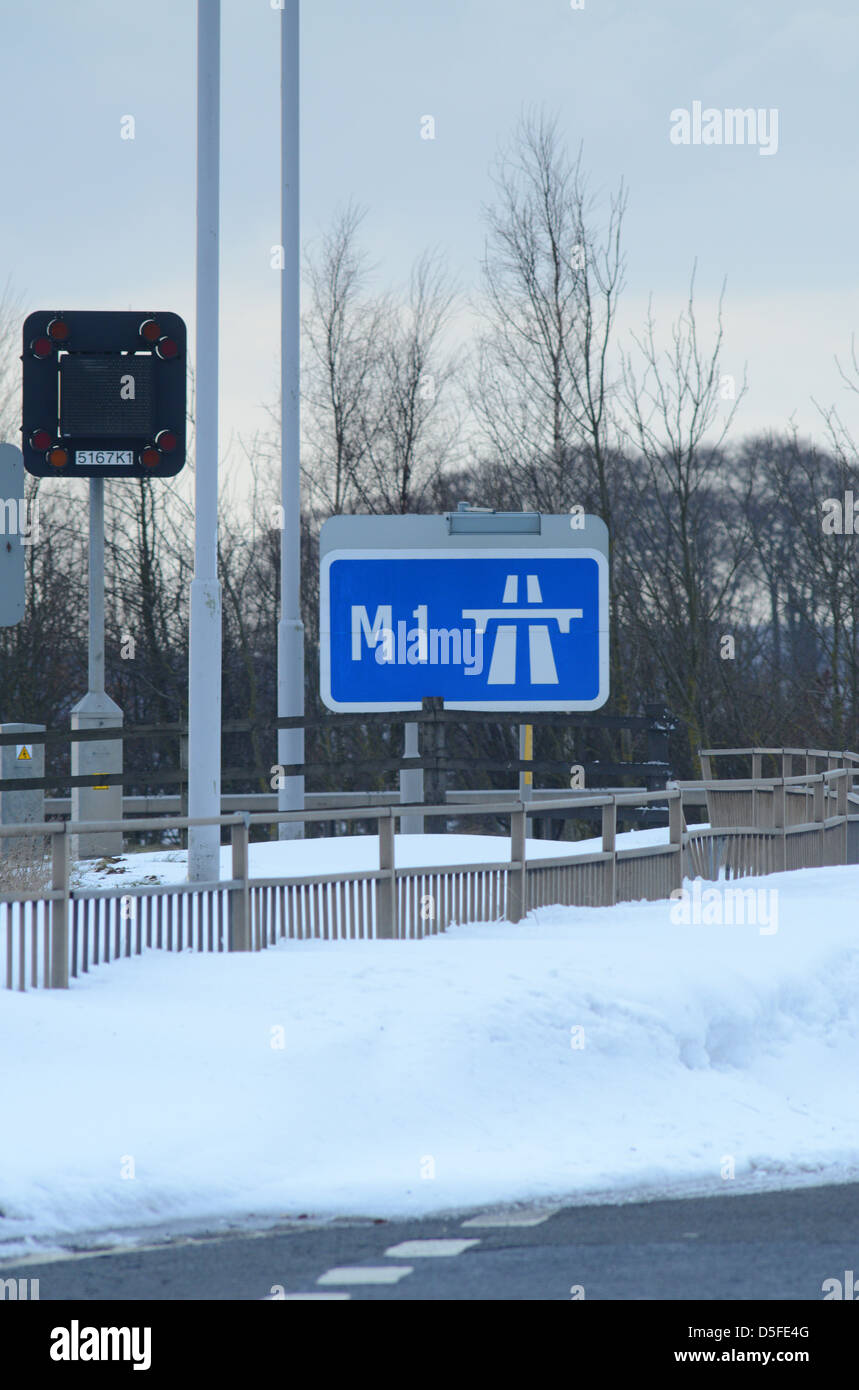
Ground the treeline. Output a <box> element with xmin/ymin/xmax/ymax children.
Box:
<box><xmin>1</xmin><ymin>113</ymin><xmax>858</xmax><ymax>793</ymax></box>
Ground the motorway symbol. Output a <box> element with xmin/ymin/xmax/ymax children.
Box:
<box><xmin>462</xmin><ymin>572</ymin><xmax>583</xmax><ymax>685</ymax></box>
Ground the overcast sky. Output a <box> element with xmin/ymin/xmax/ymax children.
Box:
<box><xmin>3</xmin><ymin>0</ymin><xmax>858</xmax><ymax>467</ymax></box>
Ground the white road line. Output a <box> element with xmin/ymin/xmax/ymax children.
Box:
<box><xmin>462</xmin><ymin>1211</ymin><xmax>555</xmax><ymax>1228</ymax></box>
<box><xmin>384</xmin><ymin>1239</ymin><xmax>480</xmax><ymax>1258</ymax></box>
<box><xmin>278</xmin><ymin>1293</ymin><xmax>351</xmax><ymax>1301</ymax></box>
<box><xmin>317</xmin><ymin>1266</ymin><xmax>414</xmax><ymax>1286</ymax></box>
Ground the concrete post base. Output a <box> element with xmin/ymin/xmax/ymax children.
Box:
<box><xmin>71</xmin><ymin>692</ymin><xmax>123</xmax><ymax>860</ymax></box>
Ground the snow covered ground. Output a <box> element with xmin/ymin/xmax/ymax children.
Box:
<box><xmin>2</xmin><ymin>829</ymin><xmax>859</xmax><ymax>1259</ymax></box>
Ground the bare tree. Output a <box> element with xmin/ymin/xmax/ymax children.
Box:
<box><xmin>473</xmin><ymin>111</ymin><xmax>626</xmax><ymax>516</ymax></box>
<box><xmin>0</xmin><ymin>281</ymin><xmax>24</xmax><ymax>446</ymax></box>
<box><xmin>354</xmin><ymin>249</ymin><xmax>459</xmax><ymax>514</ymax></box>
<box><xmin>740</xmin><ymin>428</ymin><xmax>859</xmax><ymax>748</ymax></box>
<box><xmin>302</xmin><ymin>204</ymin><xmax>459</xmax><ymax>518</ymax></box>
<box><xmin>619</xmin><ymin>272</ymin><xmax>750</xmax><ymax>757</ymax></box>
<box><xmin>302</xmin><ymin>203</ymin><xmax>386</xmax><ymax>516</ymax></box>
<box><xmin>471</xmin><ymin>112</ymin><xmax>632</xmax><ymax>710</ymax></box>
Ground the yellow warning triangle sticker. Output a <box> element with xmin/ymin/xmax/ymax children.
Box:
<box><xmin>16</xmin><ymin>745</ymin><xmax>32</xmax><ymax>761</ymax></box>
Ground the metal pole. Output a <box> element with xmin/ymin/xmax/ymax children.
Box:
<box><xmin>278</xmin><ymin>0</ymin><xmax>305</xmax><ymax>839</ymax></box>
<box><xmin>89</xmin><ymin>478</ymin><xmax>105</xmax><ymax>693</ymax></box>
<box><xmin>187</xmin><ymin>0</ymin><xmax>222</xmax><ymax>882</ymax></box>
<box><xmin>70</xmin><ymin>477</ymin><xmax>123</xmax><ymax>858</ymax></box>
<box><xmin>519</xmin><ymin>722</ymin><xmax>533</xmax><ymax>840</ymax></box>
<box><xmin>400</xmin><ymin>721</ymin><xmax>424</xmax><ymax>834</ymax></box>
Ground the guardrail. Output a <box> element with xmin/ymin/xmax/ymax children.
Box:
<box><xmin>678</xmin><ymin>766</ymin><xmax>856</xmax><ymax>876</ymax></box>
<box><xmin>698</xmin><ymin>747</ymin><xmax>859</xmax><ymax>778</ymax></box>
<box><xmin>2</xmin><ymin>789</ymin><xmax>680</xmax><ymax>991</ymax></box>
<box><xmin>3</xmin><ymin>757</ymin><xmax>857</xmax><ymax>992</ymax></box>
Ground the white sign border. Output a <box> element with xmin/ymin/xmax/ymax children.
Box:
<box><xmin>320</xmin><ymin>546</ymin><xmax>610</xmax><ymax>712</ymax></box>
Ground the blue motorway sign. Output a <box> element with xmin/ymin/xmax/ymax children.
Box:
<box><xmin>320</xmin><ymin>516</ymin><xmax>609</xmax><ymax>711</ymax></box>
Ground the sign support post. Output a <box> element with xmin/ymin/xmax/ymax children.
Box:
<box><xmin>277</xmin><ymin>0</ymin><xmax>305</xmax><ymax>840</ymax></box>
<box><xmin>187</xmin><ymin>0</ymin><xmax>223</xmax><ymax>882</ymax></box>
<box><xmin>519</xmin><ymin>722</ymin><xmax>533</xmax><ymax>837</ymax></box>
<box><xmin>399</xmin><ymin>722</ymin><xmax>424</xmax><ymax>834</ymax></box>
<box><xmin>70</xmin><ymin>476</ymin><xmax>123</xmax><ymax>859</ymax></box>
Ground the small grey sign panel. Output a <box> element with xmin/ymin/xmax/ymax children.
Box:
<box><xmin>0</xmin><ymin>444</ymin><xmax>27</xmax><ymax>628</ymax></box>
<box><xmin>320</xmin><ymin>512</ymin><xmax>609</xmax><ymax>558</ymax></box>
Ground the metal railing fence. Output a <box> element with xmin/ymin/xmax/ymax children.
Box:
<box><xmin>3</xmin><ymin>752</ymin><xmax>857</xmax><ymax>991</ymax></box>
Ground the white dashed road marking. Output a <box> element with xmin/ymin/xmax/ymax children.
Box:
<box><xmin>384</xmin><ymin>1239</ymin><xmax>480</xmax><ymax>1258</ymax></box>
<box><xmin>317</xmin><ymin>1266</ymin><xmax>414</xmax><ymax>1285</ymax></box>
<box><xmin>280</xmin><ymin>1292</ymin><xmax>351</xmax><ymax>1300</ymax></box>
<box><xmin>462</xmin><ymin>1211</ymin><xmax>555</xmax><ymax>1228</ymax></box>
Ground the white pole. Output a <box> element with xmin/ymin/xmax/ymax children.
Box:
<box><xmin>278</xmin><ymin>0</ymin><xmax>305</xmax><ymax>839</ymax></box>
<box><xmin>187</xmin><ymin>0</ymin><xmax>222</xmax><ymax>881</ymax></box>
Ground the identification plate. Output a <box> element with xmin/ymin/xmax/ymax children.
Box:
<box><xmin>74</xmin><ymin>450</ymin><xmax>135</xmax><ymax>467</ymax></box>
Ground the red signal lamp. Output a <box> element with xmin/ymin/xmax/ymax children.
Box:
<box><xmin>140</xmin><ymin>447</ymin><xmax>161</xmax><ymax>468</ymax></box>
<box><xmin>155</xmin><ymin>429</ymin><xmax>177</xmax><ymax>452</ymax></box>
<box><xmin>30</xmin><ymin>336</ymin><xmax>53</xmax><ymax>359</ymax></box>
<box><xmin>155</xmin><ymin>336</ymin><xmax>179</xmax><ymax>360</ymax></box>
<box><xmin>30</xmin><ymin>428</ymin><xmax>53</xmax><ymax>451</ymax></box>
<box><xmin>47</xmin><ymin>317</ymin><xmax>70</xmax><ymax>342</ymax></box>
<box><xmin>139</xmin><ymin>318</ymin><xmax>161</xmax><ymax>343</ymax></box>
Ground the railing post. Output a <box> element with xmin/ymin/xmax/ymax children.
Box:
<box><xmin>602</xmin><ymin>798</ymin><xmax>617</xmax><ymax>906</ymax></box>
<box><xmin>179</xmin><ymin>733</ymin><xmax>189</xmax><ymax>821</ymax></box>
<box><xmin>508</xmin><ymin>805</ymin><xmax>527</xmax><ymax>923</ymax></box>
<box><xmin>230</xmin><ymin>817</ymin><xmax>251</xmax><ymax>951</ymax></box>
<box><xmin>837</xmin><ymin>770</ymin><xmax>848</xmax><ymax>864</ymax></box>
<box><xmin>377</xmin><ymin>811</ymin><xmax>397</xmax><ymax>939</ymax></box>
<box><xmin>813</xmin><ymin>771</ymin><xmax>825</xmax><ymax>865</ymax></box>
<box><xmin>772</xmin><ymin>778</ymin><xmax>786</xmax><ymax>872</ymax></box>
<box><xmin>50</xmin><ymin>826</ymin><xmax>69</xmax><ymax>989</ymax></box>
<box><xmin>801</xmin><ymin>748</ymin><xmax>812</xmax><ymax>823</ymax></box>
<box><xmin>752</xmin><ymin>752</ymin><xmax>762</xmax><ymax>827</ymax></box>
<box><xmin>668</xmin><ymin>789</ymin><xmax>683</xmax><ymax>892</ymax></box>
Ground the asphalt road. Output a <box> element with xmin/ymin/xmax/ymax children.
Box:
<box><xmin>3</xmin><ymin>1182</ymin><xmax>858</xmax><ymax>1301</ymax></box>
